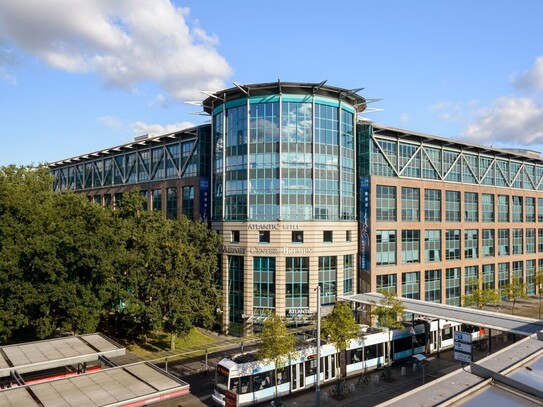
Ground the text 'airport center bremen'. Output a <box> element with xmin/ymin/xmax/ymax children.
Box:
<box><xmin>49</xmin><ymin>81</ymin><xmax>543</xmax><ymax>337</ymax></box>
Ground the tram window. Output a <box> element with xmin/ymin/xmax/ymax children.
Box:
<box><xmin>253</xmin><ymin>372</ymin><xmax>274</xmax><ymax>391</ymax></box>
<box><xmin>348</xmin><ymin>348</ymin><xmax>362</xmax><ymax>363</ymax></box>
<box><xmin>277</xmin><ymin>367</ymin><xmax>289</xmax><ymax>384</ymax></box>
<box><xmin>365</xmin><ymin>344</ymin><xmax>378</xmax><ymax>360</ymax></box>
<box><xmin>305</xmin><ymin>360</ymin><xmax>316</xmax><ymax>376</ymax></box>
<box><xmin>240</xmin><ymin>376</ymin><xmax>251</xmax><ymax>394</ymax></box>
<box><xmin>442</xmin><ymin>327</ymin><xmax>453</xmax><ymax>341</ymax></box>
<box><xmin>229</xmin><ymin>378</ymin><xmax>240</xmax><ymax>393</ymax></box>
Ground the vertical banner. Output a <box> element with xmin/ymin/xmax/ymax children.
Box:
<box><xmin>200</xmin><ymin>177</ymin><xmax>209</xmax><ymax>220</ymax></box>
<box><xmin>359</xmin><ymin>177</ymin><xmax>370</xmax><ymax>271</ymax></box>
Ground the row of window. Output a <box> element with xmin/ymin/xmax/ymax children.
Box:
<box><xmin>89</xmin><ymin>186</ymin><xmax>195</xmax><ymax>220</ymax></box>
<box><xmin>377</xmin><ymin>228</ymin><xmax>543</xmax><ymax>266</ymax></box>
<box><xmin>377</xmin><ymin>186</ymin><xmax>543</xmax><ymax>223</ymax></box>
<box><xmin>377</xmin><ymin>258</ymin><xmax>541</xmax><ymax>306</ymax></box>
<box><xmin>231</xmin><ymin>230</ymin><xmax>353</xmax><ymax>244</ymax></box>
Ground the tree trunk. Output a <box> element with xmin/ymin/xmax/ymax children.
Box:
<box><xmin>512</xmin><ymin>299</ymin><xmax>516</xmax><ymax>316</ymax></box>
<box><xmin>170</xmin><ymin>333</ymin><xmax>176</xmax><ymax>351</ymax></box>
<box><xmin>539</xmin><ymin>295</ymin><xmax>542</xmax><ymax>320</ymax></box>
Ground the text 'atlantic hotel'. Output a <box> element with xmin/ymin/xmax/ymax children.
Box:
<box><xmin>50</xmin><ymin>81</ymin><xmax>543</xmax><ymax>336</ymax></box>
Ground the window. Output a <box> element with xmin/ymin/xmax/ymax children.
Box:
<box><xmin>376</xmin><ymin>274</ymin><xmax>397</xmax><ymax>293</ymax></box>
<box><xmin>498</xmin><ymin>229</ymin><xmax>509</xmax><ymax>256</ymax></box>
<box><xmin>482</xmin><ymin>264</ymin><xmax>495</xmax><ymax>289</ymax></box>
<box><xmin>292</xmin><ymin>231</ymin><xmax>304</xmax><ymax>243</ymax></box>
<box><xmin>498</xmin><ymin>262</ymin><xmax>510</xmax><ymax>299</ymax></box>
<box><xmin>512</xmin><ymin>196</ymin><xmax>523</xmax><ymax>222</ymax></box>
<box><xmin>402</xmin><ymin>187</ymin><xmax>420</xmax><ymax>221</ymax></box>
<box><xmin>401</xmin><ymin>230</ymin><xmax>420</xmax><ymax>264</ymax></box>
<box><xmin>323</xmin><ymin>231</ymin><xmax>333</xmax><ymax>243</ymax></box>
<box><xmin>482</xmin><ymin>194</ymin><xmax>494</xmax><ymax>222</ymax></box>
<box><xmin>464</xmin><ymin>192</ymin><xmax>478</xmax><ymax>222</ymax></box>
<box><xmin>538</xmin><ymin>198</ymin><xmax>543</xmax><ymax>222</ymax></box>
<box><xmin>377</xmin><ymin>230</ymin><xmax>396</xmax><ymax>265</ymax></box>
<box><xmin>425</xmin><ymin>269</ymin><xmax>441</xmax><ymax>303</ymax></box>
<box><xmin>285</xmin><ymin>257</ymin><xmax>309</xmax><ymax>310</ymax></box>
<box><xmin>231</xmin><ymin>230</ymin><xmax>240</xmax><ymax>243</ymax></box>
<box><xmin>482</xmin><ymin>229</ymin><xmax>495</xmax><ymax>257</ymax></box>
<box><xmin>344</xmin><ymin>255</ymin><xmax>354</xmax><ymax>295</ymax></box>
<box><xmin>259</xmin><ymin>230</ymin><xmax>270</xmax><ymax>243</ymax></box>
<box><xmin>425</xmin><ymin>189</ymin><xmax>442</xmax><ymax>222</ymax></box>
<box><xmin>346</xmin><ymin>230</ymin><xmax>352</xmax><ymax>242</ymax></box>
<box><xmin>166</xmin><ymin>187</ymin><xmax>177</xmax><ymax>219</ymax></box>
<box><xmin>445</xmin><ymin>230</ymin><xmax>461</xmax><ymax>260</ymax></box>
<box><xmin>424</xmin><ymin>230</ymin><xmax>441</xmax><ymax>262</ymax></box>
<box><xmin>512</xmin><ymin>229</ymin><xmax>523</xmax><ymax>255</ymax></box>
<box><xmin>498</xmin><ymin>195</ymin><xmax>509</xmax><ymax>222</ymax></box>
<box><xmin>445</xmin><ymin>267</ymin><xmax>461</xmax><ymax>306</ymax></box>
<box><xmin>526</xmin><ymin>197</ymin><xmax>536</xmax><ymax>222</ymax></box>
<box><xmin>402</xmin><ymin>271</ymin><xmax>420</xmax><ymax>299</ymax></box>
<box><xmin>253</xmin><ymin>257</ymin><xmax>276</xmax><ymax>312</ymax></box>
<box><xmin>539</xmin><ymin>229</ymin><xmax>543</xmax><ymax>253</ymax></box>
<box><xmin>319</xmin><ymin>256</ymin><xmax>337</xmax><ymax>305</ymax></box>
<box><xmin>464</xmin><ymin>230</ymin><xmax>478</xmax><ymax>259</ymax></box>
<box><xmin>376</xmin><ymin>185</ymin><xmax>397</xmax><ymax>221</ymax></box>
<box><xmin>152</xmin><ymin>188</ymin><xmax>162</xmax><ymax>212</ymax></box>
<box><xmin>465</xmin><ymin>266</ymin><xmax>479</xmax><ymax>295</ymax></box>
<box><xmin>526</xmin><ymin>229</ymin><xmax>536</xmax><ymax>254</ymax></box>
<box><xmin>445</xmin><ymin>191</ymin><xmax>460</xmax><ymax>222</ymax></box>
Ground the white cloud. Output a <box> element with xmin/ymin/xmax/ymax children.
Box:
<box><xmin>131</xmin><ymin>121</ymin><xmax>195</xmax><ymax>136</ymax></box>
<box><xmin>98</xmin><ymin>115</ymin><xmax>123</xmax><ymax>130</ymax></box>
<box><xmin>0</xmin><ymin>0</ymin><xmax>232</xmax><ymax>100</ymax></box>
<box><xmin>461</xmin><ymin>96</ymin><xmax>543</xmax><ymax>146</ymax></box>
<box><xmin>512</xmin><ymin>56</ymin><xmax>543</xmax><ymax>93</ymax></box>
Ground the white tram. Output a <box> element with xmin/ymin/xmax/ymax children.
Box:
<box><xmin>212</xmin><ymin>318</ymin><xmax>471</xmax><ymax>406</ymax></box>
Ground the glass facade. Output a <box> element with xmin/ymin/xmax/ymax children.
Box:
<box><xmin>464</xmin><ymin>192</ymin><xmax>478</xmax><ymax>222</ymax></box>
<box><xmin>319</xmin><ymin>256</ymin><xmax>337</xmax><ymax>305</ymax></box>
<box><xmin>166</xmin><ymin>187</ymin><xmax>177</xmax><ymax>220</ymax></box>
<box><xmin>376</xmin><ymin>185</ymin><xmax>397</xmax><ymax>221</ymax></box>
<box><xmin>401</xmin><ymin>230</ymin><xmax>420</xmax><ymax>264</ymax></box>
<box><xmin>285</xmin><ymin>257</ymin><xmax>309</xmax><ymax>311</ymax></box>
<box><xmin>402</xmin><ymin>272</ymin><xmax>420</xmax><ymax>299</ymax></box>
<box><xmin>445</xmin><ymin>267</ymin><xmax>461</xmax><ymax>306</ymax></box>
<box><xmin>445</xmin><ymin>229</ymin><xmax>461</xmax><ymax>260</ymax></box>
<box><xmin>253</xmin><ymin>257</ymin><xmax>276</xmax><ymax>315</ymax></box>
<box><xmin>425</xmin><ymin>189</ymin><xmax>442</xmax><ymax>222</ymax></box>
<box><xmin>425</xmin><ymin>269</ymin><xmax>441</xmax><ymax>303</ymax></box>
<box><xmin>424</xmin><ymin>230</ymin><xmax>441</xmax><ymax>262</ymax></box>
<box><xmin>445</xmin><ymin>191</ymin><xmax>460</xmax><ymax>222</ymax></box>
<box><xmin>212</xmin><ymin>95</ymin><xmax>356</xmax><ymax>222</ymax></box>
<box><xmin>402</xmin><ymin>187</ymin><xmax>420</xmax><ymax>221</ymax></box>
<box><xmin>377</xmin><ymin>229</ymin><xmax>397</xmax><ymax>265</ymax></box>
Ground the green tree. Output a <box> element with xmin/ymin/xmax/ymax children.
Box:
<box><xmin>257</xmin><ymin>313</ymin><xmax>297</xmax><ymax>405</ymax></box>
<box><xmin>501</xmin><ymin>277</ymin><xmax>528</xmax><ymax>315</ymax></box>
<box><xmin>462</xmin><ymin>279</ymin><xmax>500</xmax><ymax>309</ymax></box>
<box><xmin>370</xmin><ymin>289</ymin><xmax>405</xmax><ymax>329</ymax></box>
<box><xmin>322</xmin><ymin>301</ymin><xmax>359</xmax><ymax>395</ymax></box>
<box><xmin>112</xmin><ymin>190</ymin><xmax>222</xmax><ymax>348</ymax></box>
<box><xmin>0</xmin><ymin>165</ymin><xmax>117</xmax><ymax>341</ymax></box>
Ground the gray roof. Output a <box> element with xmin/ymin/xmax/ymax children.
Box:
<box><xmin>0</xmin><ymin>362</ymin><xmax>190</xmax><ymax>407</ymax></box>
<box><xmin>0</xmin><ymin>333</ymin><xmax>125</xmax><ymax>377</ymax></box>
<box><xmin>341</xmin><ymin>293</ymin><xmax>543</xmax><ymax>336</ymax></box>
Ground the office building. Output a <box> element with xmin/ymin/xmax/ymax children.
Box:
<box><xmin>49</xmin><ymin>81</ymin><xmax>543</xmax><ymax>336</ymax></box>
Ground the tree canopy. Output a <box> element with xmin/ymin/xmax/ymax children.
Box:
<box><xmin>0</xmin><ymin>165</ymin><xmax>221</xmax><ymax>345</ymax></box>
<box><xmin>371</xmin><ymin>289</ymin><xmax>405</xmax><ymax>329</ymax></box>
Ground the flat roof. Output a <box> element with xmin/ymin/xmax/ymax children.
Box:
<box><xmin>0</xmin><ymin>362</ymin><xmax>190</xmax><ymax>406</ymax></box>
<box><xmin>341</xmin><ymin>293</ymin><xmax>543</xmax><ymax>336</ymax></box>
<box><xmin>380</xmin><ymin>332</ymin><xmax>543</xmax><ymax>406</ymax></box>
<box><xmin>0</xmin><ymin>333</ymin><xmax>125</xmax><ymax>377</ymax></box>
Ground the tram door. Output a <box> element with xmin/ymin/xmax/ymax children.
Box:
<box><xmin>290</xmin><ymin>362</ymin><xmax>305</xmax><ymax>391</ymax></box>
<box><xmin>322</xmin><ymin>354</ymin><xmax>336</xmax><ymax>382</ymax></box>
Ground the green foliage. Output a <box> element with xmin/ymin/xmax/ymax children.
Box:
<box><xmin>0</xmin><ymin>167</ymin><xmax>222</xmax><ymax>345</ymax></box>
<box><xmin>371</xmin><ymin>289</ymin><xmax>405</xmax><ymax>329</ymax></box>
<box><xmin>322</xmin><ymin>302</ymin><xmax>359</xmax><ymax>351</ymax></box>
<box><xmin>501</xmin><ymin>277</ymin><xmax>528</xmax><ymax>315</ymax></box>
<box><xmin>257</xmin><ymin>312</ymin><xmax>297</xmax><ymax>403</ymax></box>
<box><xmin>462</xmin><ymin>279</ymin><xmax>500</xmax><ymax>309</ymax></box>
<box><xmin>257</xmin><ymin>313</ymin><xmax>297</xmax><ymax>367</ymax></box>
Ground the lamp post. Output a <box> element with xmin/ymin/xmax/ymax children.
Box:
<box><xmin>315</xmin><ymin>285</ymin><xmax>321</xmax><ymax>406</ymax></box>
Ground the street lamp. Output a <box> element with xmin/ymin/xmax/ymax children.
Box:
<box><xmin>315</xmin><ymin>285</ymin><xmax>321</xmax><ymax>407</ymax></box>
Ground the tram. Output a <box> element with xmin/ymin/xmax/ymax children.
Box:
<box><xmin>212</xmin><ymin>318</ymin><xmax>464</xmax><ymax>406</ymax></box>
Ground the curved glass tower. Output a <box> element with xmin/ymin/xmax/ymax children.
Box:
<box><xmin>203</xmin><ymin>81</ymin><xmax>366</xmax><ymax>335</ymax></box>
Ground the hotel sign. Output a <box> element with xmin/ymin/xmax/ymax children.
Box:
<box><xmin>222</xmin><ymin>246</ymin><xmax>312</xmax><ymax>255</ymax></box>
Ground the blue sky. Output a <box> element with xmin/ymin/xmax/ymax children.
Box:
<box><xmin>1</xmin><ymin>0</ymin><xmax>543</xmax><ymax>166</ymax></box>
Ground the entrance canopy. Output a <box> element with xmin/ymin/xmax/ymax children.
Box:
<box><xmin>341</xmin><ymin>293</ymin><xmax>543</xmax><ymax>336</ymax></box>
